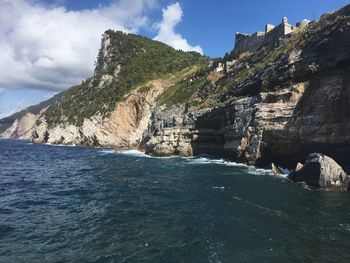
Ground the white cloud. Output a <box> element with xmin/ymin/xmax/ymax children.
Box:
<box><xmin>0</xmin><ymin>0</ymin><xmax>156</xmax><ymax>92</ymax></box>
<box><xmin>154</xmin><ymin>3</ymin><xmax>203</xmax><ymax>54</ymax></box>
<box><xmin>0</xmin><ymin>88</ymin><xmax>4</xmax><ymax>96</ymax></box>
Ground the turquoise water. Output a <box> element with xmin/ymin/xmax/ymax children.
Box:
<box><xmin>0</xmin><ymin>139</ymin><xmax>349</xmax><ymax>262</ymax></box>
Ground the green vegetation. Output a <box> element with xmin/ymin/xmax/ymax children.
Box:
<box><xmin>138</xmin><ymin>85</ymin><xmax>152</xmax><ymax>94</ymax></box>
<box><xmin>44</xmin><ymin>30</ymin><xmax>207</xmax><ymax>127</ymax></box>
<box><xmin>222</xmin><ymin>49</ymin><xmax>239</xmax><ymax>62</ymax></box>
<box><xmin>218</xmin><ymin>30</ymin><xmax>305</xmax><ymax>95</ymax></box>
<box><xmin>157</xmin><ymin>66</ymin><xmax>211</xmax><ymax>107</ymax></box>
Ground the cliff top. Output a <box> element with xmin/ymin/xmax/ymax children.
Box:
<box><xmin>42</xmin><ymin>30</ymin><xmax>208</xmax><ymax>127</ymax></box>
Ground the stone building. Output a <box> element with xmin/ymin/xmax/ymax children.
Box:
<box><xmin>234</xmin><ymin>17</ymin><xmax>296</xmax><ymax>54</ymax></box>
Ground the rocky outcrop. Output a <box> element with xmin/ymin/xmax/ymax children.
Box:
<box><xmin>30</xmin><ymin>79</ymin><xmax>170</xmax><ymax>147</ymax></box>
<box><xmin>1</xmin><ymin>112</ymin><xmax>41</xmax><ymax>139</ymax></box>
<box><xmin>289</xmin><ymin>153</ymin><xmax>349</xmax><ymax>190</ymax></box>
<box><xmin>141</xmin><ymin>5</ymin><xmax>350</xmax><ymax>171</ymax></box>
<box><xmin>1</xmin><ymin>4</ymin><xmax>350</xmax><ymax>180</ymax></box>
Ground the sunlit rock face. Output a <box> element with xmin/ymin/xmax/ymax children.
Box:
<box><xmin>2</xmin><ymin>4</ymin><xmax>350</xmax><ymax>174</ymax></box>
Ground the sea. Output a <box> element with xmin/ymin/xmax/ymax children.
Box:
<box><xmin>0</xmin><ymin>139</ymin><xmax>349</xmax><ymax>263</ymax></box>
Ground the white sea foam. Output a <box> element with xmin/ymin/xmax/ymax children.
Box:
<box><xmin>44</xmin><ymin>143</ymin><xmax>77</xmax><ymax>147</ymax></box>
<box><xmin>247</xmin><ymin>166</ymin><xmax>274</xmax><ymax>176</ymax></box>
<box><xmin>186</xmin><ymin>156</ymin><xmax>248</xmax><ymax>167</ymax></box>
<box><xmin>98</xmin><ymin>149</ymin><xmax>151</xmax><ymax>158</ymax></box>
<box><xmin>116</xmin><ymin>150</ymin><xmax>151</xmax><ymax>158</ymax></box>
<box><xmin>155</xmin><ymin>155</ymin><xmax>180</xmax><ymax>159</ymax></box>
<box><xmin>339</xmin><ymin>224</ymin><xmax>350</xmax><ymax>232</ymax></box>
<box><xmin>212</xmin><ymin>186</ymin><xmax>225</xmax><ymax>190</ymax></box>
<box><xmin>98</xmin><ymin>149</ymin><xmax>117</xmax><ymax>155</ymax></box>
<box><xmin>187</xmin><ymin>156</ymin><xmax>248</xmax><ymax>168</ymax></box>
<box><xmin>97</xmin><ymin>149</ymin><xmax>185</xmax><ymax>159</ymax></box>
<box><xmin>98</xmin><ymin>149</ymin><xmax>278</xmax><ymax>177</ymax></box>
<box><xmin>186</xmin><ymin>156</ymin><xmax>278</xmax><ymax>176</ymax></box>
<box><xmin>187</xmin><ymin>157</ymin><xmax>225</xmax><ymax>165</ymax></box>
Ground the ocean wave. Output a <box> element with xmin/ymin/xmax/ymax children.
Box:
<box><xmin>98</xmin><ymin>149</ymin><xmax>151</xmax><ymax>158</ymax></box>
<box><xmin>98</xmin><ymin>149</ymin><xmax>117</xmax><ymax>155</ymax></box>
<box><xmin>247</xmin><ymin>166</ymin><xmax>276</xmax><ymax>176</ymax></box>
<box><xmin>117</xmin><ymin>150</ymin><xmax>151</xmax><ymax>158</ymax></box>
<box><xmin>97</xmin><ymin>149</ymin><xmax>185</xmax><ymax>159</ymax></box>
<box><xmin>212</xmin><ymin>186</ymin><xmax>225</xmax><ymax>190</ymax></box>
<box><xmin>44</xmin><ymin>143</ymin><xmax>77</xmax><ymax>147</ymax></box>
<box><xmin>339</xmin><ymin>224</ymin><xmax>350</xmax><ymax>232</ymax></box>
<box><xmin>98</xmin><ymin>149</ymin><xmax>277</xmax><ymax>177</ymax></box>
<box><xmin>39</xmin><ymin>143</ymin><xmax>277</xmax><ymax>177</ymax></box>
<box><xmin>186</xmin><ymin>156</ymin><xmax>278</xmax><ymax>176</ymax></box>
<box><xmin>186</xmin><ymin>156</ymin><xmax>247</xmax><ymax>167</ymax></box>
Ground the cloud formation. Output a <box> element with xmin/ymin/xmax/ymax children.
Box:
<box><xmin>0</xmin><ymin>0</ymin><xmax>156</xmax><ymax>92</ymax></box>
<box><xmin>0</xmin><ymin>0</ymin><xmax>203</xmax><ymax>97</ymax></box>
<box><xmin>154</xmin><ymin>3</ymin><xmax>203</xmax><ymax>54</ymax></box>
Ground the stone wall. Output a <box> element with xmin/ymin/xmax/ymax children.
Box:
<box><xmin>234</xmin><ymin>17</ymin><xmax>295</xmax><ymax>53</ymax></box>
<box><xmin>142</xmin><ymin>10</ymin><xmax>350</xmax><ymax>171</ymax></box>
<box><xmin>264</xmin><ymin>21</ymin><xmax>294</xmax><ymax>48</ymax></box>
<box><xmin>234</xmin><ymin>32</ymin><xmax>265</xmax><ymax>54</ymax></box>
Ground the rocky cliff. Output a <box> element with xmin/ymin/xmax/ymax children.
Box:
<box><xmin>142</xmin><ymin>5</ymin><xmax>350</xmax><ymax>171</ymax></box>
<box><xmin>2</xmin><ymin>4</ymin><xmax>350</xmax><ymax>172</ymax></box>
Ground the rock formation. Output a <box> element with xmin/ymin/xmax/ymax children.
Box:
<box><xmin>289</xmin><ymin>153</ymin><xmax>349</xmax><ymax>190</ymax></box>
<box><xmin>1</xmin><ymin>4</ymin><xmax>350</xmax><ymax>181</ymax></box>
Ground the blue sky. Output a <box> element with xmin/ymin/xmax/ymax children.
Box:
<box><xmin>0</xmin><ymin>0</ymin><xmax>349</xmax><ymax>118</ymax></box>
<box><xmin>47</xmin><ymin>0</ymin><xmax>350</xmax><ymax>57</ymax></box>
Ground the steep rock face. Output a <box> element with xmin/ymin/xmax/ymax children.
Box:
<box><xmin>142</xmin><ymin>5</ymin><xmax>350</xmax><ymax>170</ymax></box>
<box><xmin>13</xmin><ymin>30</ymin><xmax>205</xmax><ymax>148</ymax></box>
<box><xmin>31</xmin><ymin>80</ymin><xmax>169</xmax><ymax>147</ymax></box>
<box><xmin>1</xmin><ymin>112</ymin><xmax>41</xmax><ymax>139</ymax></box>
<box><xmin>1</xmin><ymin>5</ymin><xmax>350</xmax><ymax>175</ymax></box>
<box><xmin>141</xmin><ymin>84</ymin><xmax>305</xmax><ymax>164</ymax></box>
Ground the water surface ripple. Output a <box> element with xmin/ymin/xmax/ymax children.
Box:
<box><xmin>0</xmin><ymin>140</ymin><xmax>349</xmax><ymax>262</ymax></box>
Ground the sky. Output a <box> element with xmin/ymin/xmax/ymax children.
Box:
<box><xmin>0</xmin><ymin>0</ymin><xmax>349</xmax><ymax>118</ymax></box>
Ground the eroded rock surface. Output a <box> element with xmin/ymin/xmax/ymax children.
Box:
<box><xmin>289</xmin><ymin>153</ymin><xmax>349</xmax><ymax>190</ymax></box>
<box><xmin>1</xmin><ymin>5</ymin><xmax>350</xmax><ymax>176</ymax></box>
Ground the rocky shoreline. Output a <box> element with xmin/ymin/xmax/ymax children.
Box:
<box><xmin>1</xmin><ymin>5</ymin><xmax>350</xmax><ymax>192</ymax></box>
<box><xmin>29</xmin><ymin>139</ymin><xmax>350</xmax><ymax>192</ymax></box>
<box><xmin>273</xmin><ymin>153</ymin><xmax>349</xmax><ymax>191</ymax></box>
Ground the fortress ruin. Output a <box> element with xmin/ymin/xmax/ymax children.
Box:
<box><xmin>234</xmin><ymin>17</ymin><xmax>307</xmax><ymax>53</ymax></box>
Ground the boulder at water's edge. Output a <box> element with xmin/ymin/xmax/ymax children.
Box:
<box><xmin>289</xmin><ymin>153</ymin><xmax>349</xmax><ymax>191</ymax></box>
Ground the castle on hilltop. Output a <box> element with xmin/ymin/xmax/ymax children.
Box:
<box><xmin>234</xmin><ymin>17</ymin><xmax>308</xmax><ymax>54</ymax></box>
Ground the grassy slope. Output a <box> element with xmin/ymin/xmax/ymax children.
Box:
<box><xmin>44</xmin><ymin>31</ymin><xmax>208</xmax><ymax>127</ymax></box>
<box><xmin>4</xmin><ymin>7</ymin><xmax>347</xmax><ymax>132</ymax></box>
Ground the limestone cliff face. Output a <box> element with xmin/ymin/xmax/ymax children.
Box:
<box><xmin>1</xmin><ymin>30</ymin><xmax>204</xmax><ymax>149</ymax></box>
<box><xmin>140</xmin><ymin>5</ymin><xmax>350</xmax><ymax>171</ymax></box>
<box><xmin>1</xmin><ymin>4</ymin><xmax>350</xmax><ymax>172</ymax></box>
<box><xmin>30</xmin><ymin>79</ymin><xmax>169</xmax><ymax>148</ymax></box>
<box><xmin>1</xmin><ymin>112</ymin><xmax>41</xmax><ymax>140</ymax></box>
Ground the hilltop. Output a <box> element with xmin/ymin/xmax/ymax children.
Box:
<box><xmin>1</xmin><ymin>4</ymin><xmax>350</xmax><ymax>182</ymax></box>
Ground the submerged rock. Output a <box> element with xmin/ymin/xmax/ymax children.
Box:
<box><xmin>289</xmin><ymin>153</ymin><xmax>349</xmax><ymax>191</ymax></box>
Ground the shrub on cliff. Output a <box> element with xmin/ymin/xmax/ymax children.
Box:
<box><xmin>45</xmin><ymin>31</ymin><xmax>208</xmax><ymax>127</ymax></box>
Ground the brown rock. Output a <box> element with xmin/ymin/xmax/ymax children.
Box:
<box><xmin>271</xmin><ymin>163</ymin><xmax>283</xmax><ymax>175</ymax></box>
<box><xmin>295</xmin><ymin>162</ymin><xmax>304</xmax><ymax>172</ymax></box>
